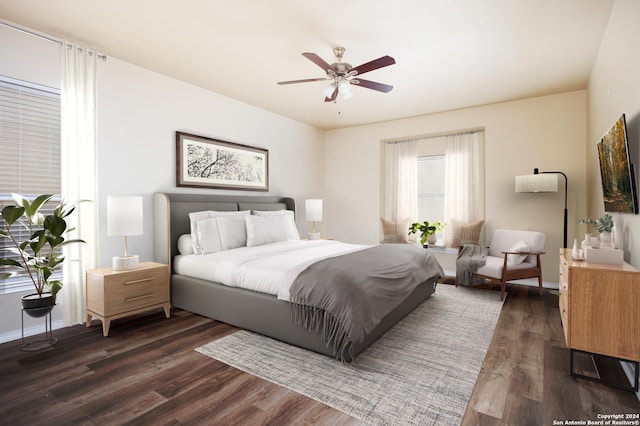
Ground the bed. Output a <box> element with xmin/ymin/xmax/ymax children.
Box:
<box><xmin>153</xmin><ymin>192</ymin><xmax>443</xmax><ymax>361</ymax></box>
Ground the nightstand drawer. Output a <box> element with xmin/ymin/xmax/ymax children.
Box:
<box><xmin>104</xmin><ymin>267</ymin><xmax>168</xmax><ymax>314</ymax></box>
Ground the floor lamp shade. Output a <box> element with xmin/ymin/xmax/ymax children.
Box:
<box><xmin>305</xmin><ymin>199</ymin><xmax>322</xmax><ymax>240</ymax></box>
<box><xmin>515</xmin><ymin>168</ymin><xmax>568</xmax><ymax>248</ymax></box>
<box><xmin>515</xmin><ymin>174</ymin><xmax>558</xmax><ymax>193</ymax></box>
<box><xmin>107</xmin><ymin>196</ymin><xmax>143</xmax><ymax>270</ymax></box>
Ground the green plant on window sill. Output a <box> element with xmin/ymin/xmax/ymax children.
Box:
<box><xmin>408</xmin><ymin>220</ymin><xmax>445</xmax><ymax>246</ymax></box>
<box><xmin>0</xmin><ymin>194</ymin><xmax>87</xmax><ymax>304</ymax></box>
<box><xmin>578</xmin><ymin>213</ymin><xmax>613</xmax><ymax>233</ymax></box>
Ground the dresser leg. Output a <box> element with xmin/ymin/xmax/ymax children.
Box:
<box><xmin>570</xmin><ymin>349</ymin><xmax>639</xmax><ymax>392</ymax></box>
<box><xmin>102</xmin><ymin>319</ymin><xmax>111</xmax><ymax>337</ymax></box>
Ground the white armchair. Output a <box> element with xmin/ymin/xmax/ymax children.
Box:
<box><xmin>458</xmin><ymin>229</ymin><xmax>546</xmax><ymax>301</ymax></box>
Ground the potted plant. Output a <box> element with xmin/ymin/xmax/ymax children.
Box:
<box><xmin>408</xmin><ymin>220</ymin><xmax>445</xmax><ymax>247</ymax></box>
<box><xmin>0</xmin><ymin>194</ymin><xmax>86</xmax><ymax>317</ymax></box>
<box><xmin>578</xmin><ymin>213</ymin><xmax>614</xmax><ymax>248</ymax></box>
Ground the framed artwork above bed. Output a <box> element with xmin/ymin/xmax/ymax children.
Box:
<box><xmin>176</xmin><ymin>131</ymin><xmax>269</xmax><ymax>191</ymax></box>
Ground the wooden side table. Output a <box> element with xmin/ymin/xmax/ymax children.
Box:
<box><xmin>86</xmin><ymin>261</ymin><xmax>170</xmax><ymax>336</ymax></box>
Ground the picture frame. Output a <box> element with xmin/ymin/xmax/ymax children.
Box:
<box><xmin>597</xmin><ymin>114</ymin><xmax>637</xmax><ymax>214</ymax></box>
<box><xmin>176</xmin><ymin>131</ymin><xmax>269</xmax><ymax>191</ymax></box>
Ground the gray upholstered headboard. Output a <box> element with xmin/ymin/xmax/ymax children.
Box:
<box><xmin>153</xmin><ymin>192</ymin><xmax>296</xmax><ymax>268</ymax></box>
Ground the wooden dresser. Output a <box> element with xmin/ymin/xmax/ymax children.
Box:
<box><xmin>558</xmin><ymin>248</ymin><xmax>640</xmax><ymax>390</ymax></box>
<box><xmin>86</xmin><ymin>262</ymin><xmax>170</xmax><ymax>336</ymax></box>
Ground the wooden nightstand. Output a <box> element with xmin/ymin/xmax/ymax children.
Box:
<box><xmin>86</xmin><ymin>261</ymin><xmax>170</xmax><ymax>336</ymax></box>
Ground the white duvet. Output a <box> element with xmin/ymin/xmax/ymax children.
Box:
<box><xmin>173</xmin><ymin>240</ymin><xmax>366</xmax><ymax>301</ymax></box>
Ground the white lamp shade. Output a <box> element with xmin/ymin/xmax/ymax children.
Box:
<box><xmin>305</xmin><ymin>199</ymin><xmax>323</xmax><ymax>222</ymax></box>
<box><xmin>324</xmin><ymin>83</ymin><xmax>336</xmax><ymax>98</ymax></box>
<box><xmin>515</xmin><ymin>174</ymin><xmax>558</xmax><ymax>193</ymax></box>
<box><xmin>107</xmin><ymin>196</ymin><xmax>143</xmax><ymax>236</ymax></box>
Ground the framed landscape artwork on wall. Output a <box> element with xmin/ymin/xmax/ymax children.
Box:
<box><xmin>176</xmin><ymin>131</ymin><xmax>269</xmax><ymax>191</ymax></box>
<box><xmin>597</xmin><ymin>114</ymin><xmax>637</xmax><ymax>214</ymax></box>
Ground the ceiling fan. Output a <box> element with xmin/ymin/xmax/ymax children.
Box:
<box><xmin>277</xmin><ymin>46</ymin><xmax>396</xmax><ymax>102</ymax></box>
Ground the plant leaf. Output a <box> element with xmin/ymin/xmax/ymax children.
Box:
<box><xmin>29</xmin><ymin>194</ymin><xmax>54</xmax><ymax>215</ymax></box>
<box><xmin>48</xmin><ymin>280</ymin><xmax>62</xmax><ymax>298</ymax></box>
<box><xmin>44</xmin><ymin>215</ymin><xmax>67</xmax><ymax>237</ymax></box>
<box><xmin>1</xmin><ymin>206</ymin><xmax>25</xmax><ymax>226</ymax></box>
<box><xmin>0</xmin><ymin>258</ymin><xmax>23</xmax><ymax>268</ymax></box>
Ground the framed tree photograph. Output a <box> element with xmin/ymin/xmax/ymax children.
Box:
<box><xmin>176</xmin><ymin>131</ymin><xmax>269</xmax><ymax>191</ymax></box>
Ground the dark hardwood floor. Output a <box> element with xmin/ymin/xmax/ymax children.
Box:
<box><xmin>0</xmin><ymin>283</ymin><xmax>638</xmax><ymax>425</ymax></box>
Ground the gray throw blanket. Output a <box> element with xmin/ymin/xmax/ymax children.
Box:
<box><xmin>456</xmin><ymin>243</ymin><xmax>488</xmax><ymax>286</ymax></box>
<box><xmin>289</xmin><ymin>244</ymin><xmax>444</xmax><ymax>361</ymax></box>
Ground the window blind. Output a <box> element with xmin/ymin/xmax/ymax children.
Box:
<box><xmin>0</xmin><ymin>76</ymin><xmax>61</xmax><ymax>293</ymax></box>
<box><xmin>416</xmin><ymin>155</ymin><xmax>445</xmax><ymax>223</ymax></box>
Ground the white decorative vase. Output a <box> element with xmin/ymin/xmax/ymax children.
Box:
<box><xmin>611</xmin><ymin>219</ymin><xmax>622</xmax><ymax>249</ymax></box>
<box><xmin>599</xmin><ymin>232</ymin><xmax>613</xmax><ymax>249</ymax></box>
<box><xmin>571</xmin><ymin>238</ymin><xmax>580</xmax><ymax>258</ymax></box>
<box><xmin>581</xmin><ymin>233</ymin><xmax>592</xmax><ymax>253</ymax></box>
<box><xmin>427</xmin><ymin>234</ymin><xmax>437</xmax><ymax>245</ymax></box>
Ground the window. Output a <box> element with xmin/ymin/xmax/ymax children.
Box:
<box><xmin>0</xmin><ymin>76</ymin><xmax>61</xmax><ymax>293</ymax></box>
<box><xmin>416</xmin><ymin>154</ymin><xmax>445</xmax><ymax>225</ymax></box>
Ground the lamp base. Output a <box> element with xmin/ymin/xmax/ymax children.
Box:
<box><xmin>112</xmin><ymin>255</ymin><xmax>139</xmax><ymax>271</ymax></box>
<box><xmin>307</xmin><ymin>232</ymin><xmax>321</xmax><ymax>240</ymax></box>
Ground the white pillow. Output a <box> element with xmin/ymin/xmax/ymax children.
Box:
<box><xmin>188</xmin><ymin>210</ymin><xmax>249</xmax><ymax>253</ymax></box>
<box><xmin>196</xmin><ymin>218</ymin><xmax>223</xmax><ymax>254</ymax></box>
<box><xmin>177</xmin><ymin>234</ymin><xmax>194</xmax><ymax>255</ymax></box>
<box><xmin>188</xmin><ymin>211</ymin><xmax>212</xmax><ymax>254</ymax></box>
<box><xmin>245</xmin><ymin>215</ymin><xmax>290</xmax><ymax>247</ymax></box>
<box><xmin>253</xmin><ymin>210</ymin><xmax>300</xmax><ymax>240</ymax></box>
<box><xmin>507</xmin><ymin>241</ymin><xmax>531</xmax><ymax>264</ymax></box>
<box><xmin>216</xmin><ymin>216</ymin><xmax>248</xmax><ymax>250</ymax></box>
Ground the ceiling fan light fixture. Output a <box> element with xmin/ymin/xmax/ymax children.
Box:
<box><xmin>338</xmin><ymin>79</ymin><xmax>351</xmax><ymax>94</ymax></box>
<box><xmin>324</xmin><ymin>83</ymin><xmax>336</xmax><ymax>98</ymax></box>
<box><xmin>278</xmin><ymin>47</ymin><xmax>395</xmax><ymax>102</ymax></box>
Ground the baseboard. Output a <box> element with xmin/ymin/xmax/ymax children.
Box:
<box><xmin>440</xmin><ymin>272</ymin><xmax>559</xmax><ymax>290</ymax></box>
<box><xmin>0</xmin><ymin>319</ymin><xmax>65</xmax><ymax>345</ymax></box>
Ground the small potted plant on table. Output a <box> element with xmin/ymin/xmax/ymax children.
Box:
<box><xmin>578</xmin><ymin>213</ymin><xmax>614</xmax><ymax>249</ymax></box>
<box><xmin>408</xmin><ymin>220</ymin><xmax>445</xmax><ymax>248</ymax></box>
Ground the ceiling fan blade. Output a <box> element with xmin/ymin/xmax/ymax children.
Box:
<box><xmin>324</xmin><ymin>87</ymin><xmax>338</xmax><ymax>102</ymax></box>
<box><xmin>278</xmin><ymin>77</ymin><xmax>329</xmax><ymax>85</ymax></box>
<box><xmin>351</xmin><ymin>78</ymin><xmax>394</xmax><ymax>93</ymax></box>
<box><xmin>350</xmin><ymin>55</ymin><xmax>396</xmax><ymax>76</ymax></box>
<box><xmin>302</xmin><ymin>52</ymin><xmax>334</xmax><ymax>73</ymax></box>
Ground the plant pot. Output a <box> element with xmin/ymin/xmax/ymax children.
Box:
<box><xmin>599</xmin><ymin>232</ymin><xmax>613</xmax><ymax>249</ymax></box>
<box><xmin>21</xmin><ymin>293</ymin><xmax>55</xmax><ymax>318</ymax></box>
<box><xmin>427</xmin><ymin>234</ymin><xmax>437</xmax><ymax>245</ymax></box>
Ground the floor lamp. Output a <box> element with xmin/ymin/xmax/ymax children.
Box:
<box><xmin>515</xmin><ymin>168</ymin><xmax>568</xmax><ymax>248</ymax></box>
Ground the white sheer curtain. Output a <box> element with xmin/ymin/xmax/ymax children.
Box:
<box><xmin>61</xmin><ymin>41</ymin><xmax>99</xmax><ymax>326</ymax></box>
<box><xmin>443</xmin><ymin>131</ymin><xmax>485</xmax><ymax>226</ymax></box>
<box><xmin>384</xmin><ymin>140</ymin><xmax>418</xmax><ymax>222</ymax></box>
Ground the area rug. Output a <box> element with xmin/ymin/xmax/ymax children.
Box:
<box><xmin>196</xmin><ymin>285</ymin><xmax>504</xmax><ymax>425</ymax></box>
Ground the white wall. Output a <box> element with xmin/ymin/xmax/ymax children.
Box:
<box><xmin>96</xmin><ymin>57</ymin><xmax>325</xmax><ymax>267</ymax></box>
<box><xmin>0</xmin><ymin>25</ymin><xmax>325</xmax><ymax>342</ymax></box>
<box><xmin>587</xmin><ymin>0</ymin><xmax>640</xmax><ymax>269</ymax></box>
<box><xmin>324</xmin><ymin>91</ymin><xmax>588</xmax><ymax>283</ymax></box>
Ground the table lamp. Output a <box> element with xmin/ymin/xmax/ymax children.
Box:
<box><xmin>107</xmin><ymin>196</ymin><xmax>143</xmax><ymax>271</ymax></box>
<box><xmin>305</xmin><ymin>199</ymin><xmax>322</xmax><ymax>240</ymax></box>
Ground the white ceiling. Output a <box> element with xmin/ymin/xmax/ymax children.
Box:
<box><xmin>0</xmin><ymin>0</ymin><xmax>615</xmax><ymax>130</ymax></box>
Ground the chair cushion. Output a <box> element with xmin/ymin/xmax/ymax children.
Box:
<box><xmin>476</xmin><ymin>256</ymin><xmax>537</xmax><ymax>279</ymax></box>
<box><xmin>488</xmin><ymin>229</ymin><xmax>545</xmax><ymax>265</ymax></box>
